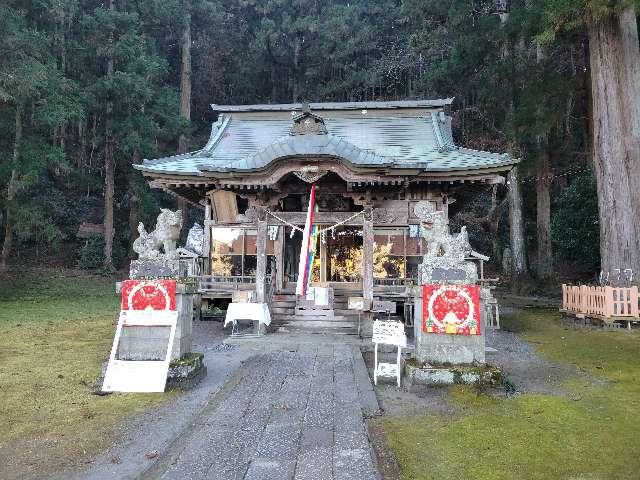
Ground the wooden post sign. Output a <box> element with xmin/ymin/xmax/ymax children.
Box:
<box><xmin>372</xmin><ymin>320</ymin><xmax>407</xmax><ymax>387</ymax></box>
<box><xmin>348</xmin><ymin>296</ymin><xmax>370</xmax><ymax>337</ymax></box>
<box><xmin>102</xmin><ymin>280</ymin><xmax>178</xmax><ymax>393</ymax></box>
<box><xmin>348</xmin><ymin>296</ymin><xmax>369</xmax><ymax>311</ymax></box>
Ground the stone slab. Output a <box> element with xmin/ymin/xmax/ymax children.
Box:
<box><xmin>295</xmin><ymin>447</ymin><xmax>333</xmax><ymax>480</ymax></box>
<box><xmin>405</xmin><ymin>363</ymin><xmax>502</xmax><ymax>386</ymax></box>
<box><xmin>138</xmin><ymin>345</ymin><xmax>378</xmax><ymax>479</ymax></box>
<box><xmin>244</xmin><ymin>459</ymin><xmax>296</xmax><ymax>480</ymax></box>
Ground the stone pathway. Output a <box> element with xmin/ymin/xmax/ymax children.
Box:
<box><xmin>141</xmin><ymin>343</ymin><xmax>380</xmax><ymax>480</ymax></box>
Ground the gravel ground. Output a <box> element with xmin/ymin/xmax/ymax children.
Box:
<box><xmin>369</xmin><ymin>320</ymin><xmax>593</xmax><ymax>419</ymax></box>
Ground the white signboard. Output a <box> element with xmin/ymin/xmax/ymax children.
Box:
<box><xmin>348</xmin><ymin>296</ymin><xmax>366</xmax><ymax>311</ymax></box>
<box><xmin>373</xmin><ymin>320</ymin><xmax>407</xmax><ymax>347</ymax></box>
<box><xmin>314</xmin><ymin>287</ymin><xmax>330</xmax><ymax>306</ymax></box>
<box><xmin>306</xmin><ymin>286</ymin><xmax>315</xmax><ymax>301</ymax></box>
<box><xmin>372</xmin><ymin>320</ymin><xmax>406</xmax><ymax>387</ymax></box>
<box><xmin>102</xmin><ymin>310</ymin><xmax>177</xmax><ymax>393</ymax></box>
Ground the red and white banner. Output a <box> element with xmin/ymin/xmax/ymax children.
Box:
<box><xmin>121</xmin><ymin>279</ymin><xmax>177</xmax><ymax>311</ymax></box>
<box><xmin>296</xmin><ymin>183</ymin><xmax>316</xmax><ymax>296</ymax></box>
<box><xmin>422</xmin><ymin>284</ymin><xmax>481</xmax><ymax>335</ymax></box>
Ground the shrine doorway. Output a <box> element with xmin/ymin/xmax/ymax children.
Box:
<box><xmin>321</xmin><ymin>226</ymin><xmax>363</xmax><ymax>284</ymax></box>
<box><xmin>282</xmin><ymin>225</ymin><xmax>363</xmax><ymax>289</ymax></box>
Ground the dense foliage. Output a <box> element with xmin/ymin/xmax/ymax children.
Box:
<box><xmin>0</xmin><ymin>0</ymin><xmax>602</xmax><ymax>277</ymax></box>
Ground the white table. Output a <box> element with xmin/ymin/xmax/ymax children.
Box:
<box><xmin>224</xmin><ymin>303</ymin><xmax>271</xmax><ymax>336</ymax></box>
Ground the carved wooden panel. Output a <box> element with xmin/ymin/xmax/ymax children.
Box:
<box><xmin>293</xmin><ymin>169</ymin><xmax>328</xmax><ymax>183</ymax></box>
<box><xmin>372</xmin><ymin>207</ymin><xmax>408</xmax><ymax>225</ymax></box>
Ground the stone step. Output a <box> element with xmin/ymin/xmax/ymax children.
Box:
<box><xmin>274</xmin><ymin>320</ymin><xmax>358</xmax><ymax>331</ymax></box>
<box><xmin>295</xmin><ymin>309</ymin><xmax>335</xmax><ymax>317</ymax></box>
<box><xmin>271</xmin><ymin>307</ymin><xmax>295</xmax><ymax>315</ymax></box>
<box><xmin>271</xmin><ymin>301</ymin><xmax>296</xmax><ymax>308</ymax></box>
<box><xmin>272</xmin><ymin>314</ymin><xmax>351</xmax><ymax>322</ymax></box>
<box><xmin>334</xmin><ymin>308</ymin><xmax>362</xmax><ymax>316</ymax></box>
<box><xmin>272</xmin><ymin>294</ymin><xmax>297</xmax><ymax>302</ymax></box>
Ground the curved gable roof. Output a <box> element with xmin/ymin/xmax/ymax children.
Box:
<box><xmin>136</xmin><ymin>101</ymin><xmax>515</xmax><ymax>177</ymax></box>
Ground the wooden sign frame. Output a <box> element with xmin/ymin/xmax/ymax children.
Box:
<box><xmin>102</xmin><ymin>280</ymin><xmax>178</xmax><ymax>393</ymax></box>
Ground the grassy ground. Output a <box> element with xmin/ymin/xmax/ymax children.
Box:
<box><xmin>380</xmin><ymin>310</ymin><xmax>640</xmax><ymax>480</ymax></box>
<box><xmin>0</xmin><ymin>272</ymin><xmax>174</xmax><ymax>479</ymax></box>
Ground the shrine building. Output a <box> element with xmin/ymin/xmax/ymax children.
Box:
<box><xmin>135</xmin><ymin>99</ymin><xmax>517</xmax><ymax>333</ymax></box>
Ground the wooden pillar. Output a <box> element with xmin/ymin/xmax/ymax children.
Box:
<box><xmin>320</xmin><ymin>236</ymin><xmax>327</xmax><ymax>284</ymax></box>
<box><xmin>203</xmin><ymin>201</ymin><xmax>212</xmax><ymax>275</ymax></box>
<box><xmin>363</xmin><ymin>208</ymin><xmax>374</xmax><ymax>303</ymax></box>
<box><xmin>256</xmin><ymin>217</ymin><xmax>268</xmax><ymax>303</ymax></box>
<box><xmin>275</xmin><ymin>225</ymin><xmax>284</xmax><ymax>292</ymax></box>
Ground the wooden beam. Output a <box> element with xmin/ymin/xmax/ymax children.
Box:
<box><xmin>266</xmin><ymin>211</ymin><xmax>364</xmax><ymax>225</ymax></box>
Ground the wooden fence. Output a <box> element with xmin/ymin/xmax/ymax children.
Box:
<box><xmin>561</xmin><ymin>284</ymin><xmax>639</xmax><ymax>319</ymax></box>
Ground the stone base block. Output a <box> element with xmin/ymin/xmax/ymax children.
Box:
<box><xmin>167</xmin><ymin>352</ymin><xmax>207</xmax><ymax>390</ymax></box>
<box><xmin>414</xmin><ymin>332</ymin><xmax>485</xmax><ymax>364</ymax></box>
<box><xmin>405</xmin><ymin>362</ymin><xmax>501</xmax><ymax>387</ymax></box>
<box><xmin>97</xmin><ymin>352</ymin><xmax>207</xmax><ymax>391</ymax></box>
<box><xmin>129</xmin><ymin>259</ymin><xmax>192</xmax><ymax>278</ymax></box>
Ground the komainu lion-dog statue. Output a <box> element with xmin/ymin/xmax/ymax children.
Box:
<box><xmin>133</xmin><ymin>209</ymin><xmax>183</xmax><ymax>260</ymax></box>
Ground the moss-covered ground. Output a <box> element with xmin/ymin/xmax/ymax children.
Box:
<box><xmin>379</xmin><ymin>310</ymin><xmax>640</xmax><ymax>480</ymax></box>
<box><xmin>0</xmin><ymin>272</ymin><xmax>175</xmax><ymax>478</ymax></box>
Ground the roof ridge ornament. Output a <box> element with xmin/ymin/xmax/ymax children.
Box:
<box><xmin>291</xmin><ymin>107</ymin><xmax>328</xmax><ymax>136</ymax></box>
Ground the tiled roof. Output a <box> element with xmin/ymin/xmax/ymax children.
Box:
<box><xmin>210</xmin><ymin>99</ymin><xmax>454</xmax><ymax>112</ymax></box>
<box><xmin>136</xmin><ymin>101</ymin><xmax>515</xmax><ymax>176</ymax></box>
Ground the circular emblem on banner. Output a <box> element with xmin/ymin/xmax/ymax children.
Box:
<box><xmin>427</xmin><ymin>286</ymin><xmax>477</xmax><ymax>334</ymax></box>
<box><xmin>125</xmin><ymin>281</ymin><xmax>173</xmax><ymax>311</ymax></box>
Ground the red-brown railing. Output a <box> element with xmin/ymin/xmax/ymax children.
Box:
<box><xmin>562</xmin><ymin>284</ymin><xmax>639</xmax><ymax>319</ymax></box>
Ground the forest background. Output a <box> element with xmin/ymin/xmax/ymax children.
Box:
<box><xmin>0</xmin><ymin>0</ymin><xmax>613</xmax><ymax>286</ymax></box>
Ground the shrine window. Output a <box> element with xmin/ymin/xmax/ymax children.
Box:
<box><xmin>209</xmin><ymin>227</ymin><xmax>275</xmax><ymax>277</ymax></box>
<box><xmin>373</xmin><ymin>226</ymin><xmax>426</xmax><ymax>280</ymax></box>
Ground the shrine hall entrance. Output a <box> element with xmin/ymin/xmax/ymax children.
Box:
<box><xmin>283</xmin><ymin>225</ymin><xmax>363</xmax><ymax>288</ymax></box>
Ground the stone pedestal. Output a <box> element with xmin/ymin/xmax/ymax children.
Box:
<box><xmin>129</xmin><ymin>259</ymin><xmax>192</xmax><ymax>278</ymax></box>
<box><xmin>413</xmin><ymin>292</ymin><xmax>486</xmax><ymax>364</ymax></box>
<box><xmin>116</xmin><ymin>282</ymin><xmax>196</xmax><ymax>361</ymax></box>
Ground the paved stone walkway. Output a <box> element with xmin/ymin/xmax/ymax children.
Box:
<box><xmin>142</xmin><ymin>343</ymin><xmax>380</xmax><ymax>480</ymax></box>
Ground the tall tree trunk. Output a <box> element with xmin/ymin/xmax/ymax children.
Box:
<box><xmin>103</xmin><ymin>0</ymin><xmax>115</xmax><ymax>270</ymax></box>
<box><xmin>270</xmin><ymin>64</ymin><xmax>278</xmax><ymax>102</ymax></box>
<box><xmin>489</xmin><ymin>185</ymin><xmax>502</xmax><ymax>265</ymax></box>
<box><xmin>535</xmin><ymin>43</ymin><xmax>553</xmax><ymax>280</ymax></box>
<box><xmin>177</xmin><ymin>0</ymin><xmax>192</xmax><ymax>235</ymax></box>
<box><xmin>536</xmin><ymin>149</ymin><xmax>553</xmax><ymax>278</ymax></box>
<box><xmin>292</xmin><ymin>32</ymin><xmax>303</xmax><ymax>102</ymax></box>
<box><xmin>178</xmin><ymin>0</ymin><xmax>191</xmax><ymax>155</ymax></box>
<box><xmin>498</xmin><ymin>1</ymin><xmax>526</xmax><ymax>278</ymax></box>
<box><xmin>507</xmin><ymin>167</ymin><xmax>527</xmax><ymax>276</ymax></box>
<box><xmin>588</xmin><ymin>6</ymin><xmax>640</xmax><ymax>279</ymax></box>
<box><xmin>128</xmin><ymin>193</ymin><xmax>139</xmax><ymax>259</ymax></box>
<box><xmin>0</xmin><ymin>105</ymin><xmax>23</xmax><ymax>273</ymax></box>
<box><xmin>129</xmin><ymin>151</ymin><xmax>141</xmax><ymax>259</ymax></box>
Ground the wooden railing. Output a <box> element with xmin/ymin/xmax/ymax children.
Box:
<box><xmin>562</xmin><ymin>284</ymin><xmax>639</xmax><ymax>319</ymax></box>
<box><xmin>373</xmin><ymin>278</ymin><xmax>415</xmax><ymax>287</ymax></box>
<box><xmin>199</xmin><ymin>275</ymin><xmax>269</xmax><ymax>292</ymax></box>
